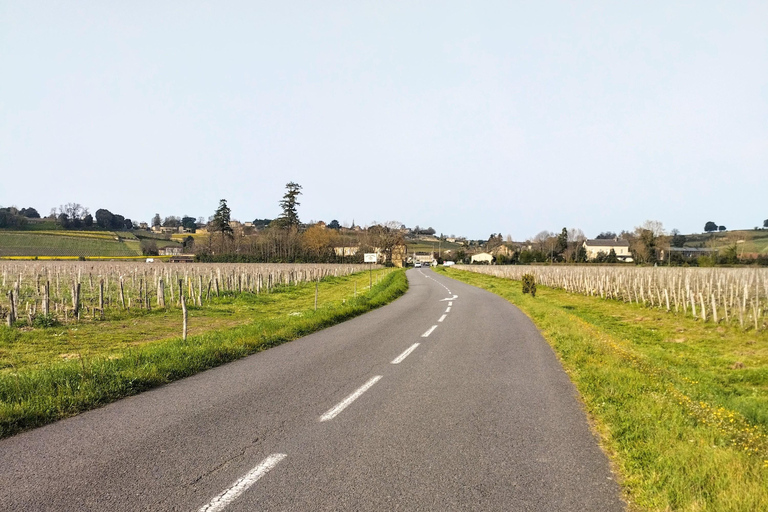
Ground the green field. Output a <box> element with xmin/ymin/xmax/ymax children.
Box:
<box><xmin>439</xmin><ymin>267</ymin><xmax>768</xmax><ymax>511</ymax></box>
<box><xmin>405</xmin><ymin>239</ymin><xmax>465</xmax><ymax>256</ymax></box>
<box><xmin>0</xmin><ymin>232</ymin><xmax>143</xmax><ymax>257</ymax></box>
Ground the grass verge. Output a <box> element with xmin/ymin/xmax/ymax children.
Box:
<box><xmin>438</xmin><ymin>266</ymin><xmax>768</xmax><ymax>512</ymax></box>
<box><xmin>0</xmin><ymin>269</ymin><xmax>407</xmax><ymax>438</ymax></box>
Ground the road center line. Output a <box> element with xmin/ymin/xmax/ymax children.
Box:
<box><xmin>391</xmin><ymin>343</ymin><xmax>420</xmax><ymax>364</ymax></box>
<box><xmin>199</xmin><ymin>453</ymin><xmax>286</xmax><ymax>512</ymax></box>
<box><xmin>438</xmin><ymin>314</ymin><xmax>447</xmax><ymax>322</ymax></box>
<box><xmin>320</xmin><ymin>376</ymin><xmax>382</xmax><ymax>422</ymax></box>
<box><xmin>448</xmin><ymin>302</ymin><xmax>453</xmax><ymax>306</ymax></box>
<box><xmin>445</xmin><ymin>306</ymin><xmax>451</xmax><ymax>312</ymax></box>
<box><xmin>421</xmin><ymin>325</ymin><xmax>438</xmax><ymax>337</ymax></box>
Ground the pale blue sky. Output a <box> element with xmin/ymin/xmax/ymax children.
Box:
<box><xmin>2</xmin><ymin>1</ymin><xmax>766</xmax><ymax>239</ymax></box>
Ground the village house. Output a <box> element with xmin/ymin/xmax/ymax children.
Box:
<box><xmin>159</xmin><ymin>246</ymin><xmax>183</xmax><ymax>256</ymax></box>
<box><xmin>412</xmin><ymin>252</ymin><xmax>435</xmax><ymax>265</ymax></box>
<box><xmin>582</xmin><ymin>239</ymin><xmax>633</xmax><ymax>262</ymax></box>
<box><xmin>470</xmin><ymin>252</ymin><xmax>494</xmax><ymax>264</ymax></box>
<box><xmin>391</xmin><ymin>244</ymin><xmax>407</xmax><ymax>267</ymax></box>
<box><xmin>151</xmin><ymin>226</ymin><xmax>176</xmax><ymax>235</ymax></box>
<box><xmin>491</xmin><ymin>245</ymin><xmax>514</xmax><ymax>258</ymax></box>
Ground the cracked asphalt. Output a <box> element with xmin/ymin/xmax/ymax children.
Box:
<box><xmin>0</xmin><ymin>268</ymin><xmax>624</xmax><ymax>511</ymax></box>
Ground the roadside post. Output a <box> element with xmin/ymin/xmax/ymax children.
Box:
<box><xmin>364</xmin><ymin>253</ymin><xmax>377</xmax><ymax>290</ymax></box>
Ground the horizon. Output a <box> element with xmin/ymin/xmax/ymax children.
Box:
<box><xmin>2</xmin><ymin>201</ymin><xmax>764</xmax><ymax>243</ymax></box>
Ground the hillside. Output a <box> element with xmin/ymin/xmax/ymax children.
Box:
<box><xmin>403</xmin><ymin>238</ymin><xmax>464</xmax><ymax>255</ymax></box>
<box><xmin>681</xmin><ymin>229</ymin><xmax>768</xmax><ymax>256</ymax></box>
<box><xmin>0</xmin><ymin>230</ymin><xmax>180</xmax><ymax>258</ymax></box>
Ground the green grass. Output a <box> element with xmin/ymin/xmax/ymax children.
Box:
<box><xmin>0</xmin><ymin>269</ymin><xmax>407</xmax><ymax>438</ymax></box>
<box><xmin>0</xmin><ymin>232</ymin><xmax>142</xmax><ymax>257</ymax></box>
<box><xmin>438</xmin><ymin>266</ymin><xmax>768</xmax><ymax>511</ymax></box>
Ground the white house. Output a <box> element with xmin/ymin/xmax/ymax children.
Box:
<box><xmin>583</xmin><ymin>239</ymin><xmax>633</xmax><ymax>262</ymax></box>
<box><xmin>412</xmin><ymin>252</ymin><xmax>434</xmax><ymax>264</ymax></box>
<box><xmin>159</xmin><ymin>246</ymin><xmax>183</xmax><ymax>256</ymax></box>
<box><xmin>470</xmin><ymin>252</ymin><xmax>494</xmax><ymax>264</ymax></box>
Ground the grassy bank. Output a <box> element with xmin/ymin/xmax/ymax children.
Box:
<box><xmin>438</xmin><ymin>267</ymin><xmax>768</xmax><ymax>511</ymax></box>
<box><xmin>0</xmin><ymin>268</ymin><xmax>407</xmax><ymax>438</ymax></box>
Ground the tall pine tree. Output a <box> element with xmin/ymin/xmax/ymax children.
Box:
<box><xmin>277</xmin><ymin>182</ymin><xmax>302</xmax><ymax>228</ymax></box>
<box><xmin>210</xmin><ymin>199</ymin><xmax>233</xmax><ymax>237</ymax></box>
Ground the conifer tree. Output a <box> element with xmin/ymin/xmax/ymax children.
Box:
<box><xmin>211</xmin><ymin>199</ymin><xmax>233</xmax><ymax>237</ymax></box>
<box><xmin>278</xmin><ymin>182</ymin><xmax>302</xmax><ymax>228</ymax></box>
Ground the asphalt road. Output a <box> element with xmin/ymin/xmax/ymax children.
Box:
<box><xmin>0</xmin><ymin>268</ymin><xmax>625</xmax><ymax>511</ymax></box>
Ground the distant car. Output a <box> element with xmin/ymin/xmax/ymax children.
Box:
<box><xmin>414</xmin><ymin>262</ymin><xmax>422</xmax><ymax>268</ymax></box>
<box><xmin>443</xmin><ymin>261</ymin><xmax>455</xmax><ymax>266</ymax></box>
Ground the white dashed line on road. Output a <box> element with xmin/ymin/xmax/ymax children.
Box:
<box><xmin>418</xmin><ymin>269</ymin><xmax>453</xmax><ymax>294</ymax></box>
<box><xmin>438</xmin><ymin>314</ymin><xmax>447</xmax><ymax>323</ymax></box>
<box><xmin>445</xmin><ymin>307</ymin><xmax>451</xmax><ymax>312</ymax></box>
<box><xmin>199</xmin><ymin>453</ymin><xmax>286</xmax><ymax>512</ymax></box>
<box><xmin>320</xmin><ymin>376</ymin><xmax>382</xmax><ymax>422</ymax></box>
<box><xmin>391</xmin><ymin>343</ymin><xmax>420</xmax><ymax>364</ymax></box>
<box><xmin>421</xmin><ymin>325</ymin><xmax>438</xmax><ymax>338</ymax></box>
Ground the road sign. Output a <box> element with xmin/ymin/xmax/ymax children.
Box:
<box><xmin>364</xmin><ymin>253</ymin><xmax>377</xmax><ymax>263</ymax></box>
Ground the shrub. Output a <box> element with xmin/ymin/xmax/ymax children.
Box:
<box><xmin>522</xmin><ymin>273</ymin><xmax>536</xmax><ymax>297</ymax></box>
<box><xmin>32</xmin><ymin>314</ymin><xmax>60</xmax><ymax>328</ymax></box>
<box><xmin>140</xmin><ymin>239</ymin><xmax>159</xmax><ymax>256</ymax></box>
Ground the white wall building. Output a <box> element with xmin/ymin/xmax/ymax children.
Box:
<box><xmin>582</xmin><ymin>239</ymin><xmax>633</xmax><ymax>262</ymax></box>
<box><xmin>470</xmin><ymin>252</ymin><xmax>494</xmax><ymax>264</ymax></box>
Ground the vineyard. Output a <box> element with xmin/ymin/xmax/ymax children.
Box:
<box><xmin>456</xmin><ymin>265</ymin><xmax>768</xmax><ymax>331</ymax></box>
<box><xmin>0</xmin><ymin>261</ymin><xmax>378</xmax><ymax>326</ymax></box>
<box><xmin>0</xmin><ymin>232</ymin><xmax>143</xmax><ymax>258</ymax></box>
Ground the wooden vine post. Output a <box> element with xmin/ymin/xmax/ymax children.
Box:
<box><xmin>99</xmin><ymin>279</ymin><xmax>104</xmax><ymax>318</ymax></box>
<box><xmin>43</xmin><ymin>281</ymin><xmax>50</xmax><ymax>316</ymax></box>
<box><xmin>72</xmin><ymin>282</ymin><xmax>81</xmax><ymax>320</ymax></box>
<box><xmin>180</xmin><ymin>279</ymin><xmax>188</xmax><ymax>341</ymax></box>
<box><xmin>6</xmin><ymin>290</ymin><xmax>15</xmax><ymax>327</ymax></box>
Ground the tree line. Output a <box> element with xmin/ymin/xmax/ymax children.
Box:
<box><xmin>463</xmin><ymin>220</ymin><xmax>768</xmax><ymax>267</ymax></box>
<box><xmin>196</xmin><ymin>183</ymin><xmax>405</xmax><ymax>264</ymax></box>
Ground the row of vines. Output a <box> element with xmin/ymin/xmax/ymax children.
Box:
<box><xmin>456</xmin><ymin>265</ymin><xmax>768</xmax><ymax>331</ymax></box>
<box><xmin>0</xmin><ymin>262</ymin><xmax>378</xmax><ymax>326</ymax></box>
